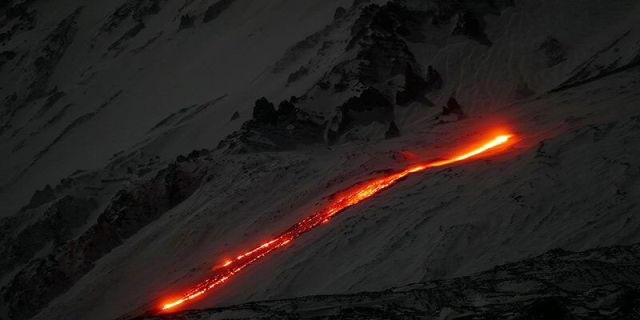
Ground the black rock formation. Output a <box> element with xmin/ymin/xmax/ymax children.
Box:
<box><xmin>442</xmin><ymin>96</ymin><xmax>466</xmax><ymax>118</ymax></box>
<box><xmin>252</xmin><ymin>97</ymin><xmax>278</xmax><ymax>125</ymax></box>
<box><xmin>338</xmin><ymin>87</ymin><xmax>393</xmax><ymax>134</ymax></box>
<box><xmin>384</xmin><ymin>121</ymin><xmax>400</xmax><ymax>139</ymax></box>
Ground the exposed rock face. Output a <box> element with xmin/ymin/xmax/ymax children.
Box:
<box><xmin>396</xmin><ymin>64</ymin><xmax>442</xmax><ymax>106</ymax></box>
<box><xmin>306</xmin><ymin>2</ymin><xmax>427</xmax><ymax>96</ymax></box>
<box><xmin>203</xmin><ymin>0</ymin><xmax>235</xmax><ymax>23</ymax></box>
<box><xmin>0</xmin><ymin>196</ymin><xmax>98</xmax><ymax>275</ymax></box>
<box><xmin>0</xmin><ymin>159</ymin><xmax>208</xmax><ymax>320</ymax></box>
<box><xmin>442</xmin><ymin>96</ymin><xmax>466</xmax><ymax>118</ymax></box>
<box><xmin>540</xmin><ymin>37</ymin><xmax>567</xmax><ymax>68</ymax></box>
<box><xmin>337</xmin><ymin>87</ymin><xmax>393</xmax><ymax>134</ymax></box>
<box><xmin>99</xmin><ymin>0</ymin><xmax>164</xmax><ymax>33</ymax></box>
<box><xmin>277</xmin><ymin>100</ymin><xmax>297</xmax><ymax>123</ymax></box>
<box><xmin>218</xmin><ymin>98</ymin><xmax>324</xmax><ymax>153</ymax></box>
<box><xmin>22</xmin><ymin>184</ymin><xmax>57</xmax><ymax>210</ymax></box>
<box><xmin>333</xmin><ymin>6</ymin><xmax>346</xmax><ymax>20</ymax></box>
<box><xmin>286</xmin><ymin>66</ymin><xmax>309</xmax><ymax>84</ymax></box>
<box><xmin>252</xmin><ymin>97</ymin><xmax>278</xmax><ymax>125</ymax></box>
<box><xmin>1</xmin><ymin>8</ymin><xmax>81</xmax><ymax>136</ymax></box>
<box><xmin>384</xmin><ymin>121</ymin><xmax>400</xmax><ymax>139</ymax></box>
<box><xmin>178</xmin><ymin>14</ymin><xmax>194</xmax><ymax>30</ymax></box>
<box><xmin>140</xmin><ymin>243</ymin><xmax>640</xmax><ymax>320</ymax></box>
<box><xmin>452</xmin><ymin>11</ymin><xmax>492</xmax><ymax>46</ymax></box>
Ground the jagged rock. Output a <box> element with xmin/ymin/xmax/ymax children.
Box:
<box><xmin>0</xmin><ymin>50</ymin><xmax>16</xmax><ymax>70</ymax></box>
<box><xmin>328</xmin><ymin>87</ymin><xmax>395</xmax><ymax>143</ymax></box>
<box><xmin>333</xmin><ymin>6</ymin><xmax>346</xmax><ymax>20</ymax></box>
<box><xmin>218</xmin><ymin>97</ymin><xmax>323</xmax><ymax>153</ymax></box>
<box><xmin>277</xmin><ymin>99</ymin><xmax>297</xmax><ymax>122</ymax></box>
<box><xmin>425</xmin><ymin>65</ymin><xmax>443</xmax><ymax>90</ymax></box>
<box><xmin>108</xmin><ymin>22</ymin><xmax>145</xmax><ymax>55</ymax></box>
<box><xmin>230</xmin><ymin>111</ymin><xmax>240</xmax><ymax>121</ymax></box>
<box><xmin>31</xmin><ymin>89</ymin><xmax>65</xmax><ymax>120</ymax></box>
<box><xmin>100</xmin><ymin>0</ymin><xmax>158</xmax><ymax>32</ymax></box>
<box><xmin>1</xmin><ymin>160</ymin><xmax>208</xmax><ymax>319</ymax></box>
<box><xmin>396</xmin><ymin>63</ymin><xmax>429</xmax><ymax>105</ymax></box>
<box><xmin>27</xmin><ymin>8</ymin><xmax>81</xmax><ymax>101</ymax></box>
<box><xmin>311</xmin><ymin>2</ymin><xmax>428</xmax><ymax>97</ymax></box>
<box><xmin>442</xmin><ymin>96</ymin><xmax>466</xmax><ymax>118</ymax></box>
<box><xmin>0</xmin><ymin>196</ymin><xmax>98</xmax><ymax>275</ymax></box>
<box><xmin>203</xmin><ymin>0</ymin><xmax>235</xmax><ymax>23</ymax></box>
<box><xmin>540</xmin><ymin>37</ymin><xmax>567</xmax><ymax>68</ymax></box>
<box><xmin>452</xmin><ymin>11</ymin><xmax>492</xmax><ymax>46</ymax></box>
<box><xmin>384</xmin><ymin>121</ymin><xmax>400</xmax><ymax>139</ymax></box>
<box><xmin>23</xmin><ymin>184</ymin><xmax>56</xmax><ymax>210</ymax></box>
<box><xmin>253</xmin><ymin>97</ymin><xmax>278</xmax><ymax>125</ymax></box>
<box><xmin>187</xmin><ymin>149</ymin><xmax>209</xmax><ymax>160</ymax></box>
<box><xmin>179</xmin><ymin>14</ymin><xmax>195</xmax><ymax>30</ymax></box>
<box><xmin>287</xmin><ymin>66</ymin><xmax>308</xmax><ymax>84</ymax></box>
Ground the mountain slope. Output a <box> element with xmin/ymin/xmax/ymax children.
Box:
<box><xmin>1</xmin><ymin>1</ymin><xmax>640</xmax><ymax>319</ymax></box>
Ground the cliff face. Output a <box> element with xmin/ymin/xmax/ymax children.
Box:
<box><xmin>2</xmin><ymin>1</ymin><xmax>640</xmax><ymax>319</ymax></box>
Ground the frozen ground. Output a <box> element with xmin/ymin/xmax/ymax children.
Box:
<box><xmin>1</xmin><ymin>0</ymin><xmax>640</xmax><ymax>319</ymax></box>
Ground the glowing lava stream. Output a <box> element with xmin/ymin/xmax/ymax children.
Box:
<box><xmin>159</xmin><ymin>134</ymin><xmax>513</xmax><ymax>311</ymax></box>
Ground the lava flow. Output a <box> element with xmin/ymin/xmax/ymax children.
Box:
<box><xmin>158</xmin><ymin>134</ymin><xmax>513</xmax><ymax>312</ymax></box>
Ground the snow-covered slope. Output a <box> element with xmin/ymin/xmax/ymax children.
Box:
<box><xmin>141</xmin><ymin>242</ymin><xmax>640</xmax><ymax>319</ymax></box>
<box><xmin>1</xmin><ymin>0</ymin><xmax>640</xmax><ymax>319</ymax></box>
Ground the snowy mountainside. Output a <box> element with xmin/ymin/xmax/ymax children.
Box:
<box><xmin>1</xmin><ymin>0</ymin><xmax>640</xmax><ymax>319</ymax></box>
<box><xmin>140</xmin><ymin>242</ymin><xmax>640</xmax><ymax>320</ymax></box>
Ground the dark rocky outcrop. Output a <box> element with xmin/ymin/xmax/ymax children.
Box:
<box><xmin>310</xmin><ymin>2</ymin><xmax>425</xmax><ymax>95</ymax></box>
<box><xmin>203</xmin><ymin>0</ymin><xmax>235</xmax><ymax>23</ymax></box>
<box><xmin>30</xmin><ymin>89</ymin><xmax>65</xmax><ymax>121</ymax></box>
<box><xmin>384</xmin><ymin>121</ymin><xmax>400</xmax><ymax>139</ymax></box>
<box><xmin>452</xmin><ymin>11</ymin><xmax>492</xmax><ymax>46</ymax></box>
<box><xmin>0</xmin><ymin>7</ymin><xmax>81</xmax><ymax>137</ymax></box>
<box><xmin>395</xmin><ymin>64</ymin><xmax>442</xmax><ymax>105</ymax></box>
<box><xmin>0</xmin><ymin>50</ymin><xmax>17</xmax><ymax>70</ymax></box>
<box><xmin>277</xmin><ymin>99</ymin><xmax>297</xmax><ymax>122</ymax></box>
<box><xmin>337</xmin><ymin>87</ymin><xmax>393</xmax><ymax>134</ymax></box>
<box><xmin>108</xmin><ymin>22</ymin><xmax>146</xmax><ymax>56</ymax></box>
<box><xmin>217</xmin><ymin>98</ymin><xmax>324</xmax><ymax>153</ymax></box>
<box><xmin>28</xmin><ymin>8</ymin><xmax>80</xmax><ymax>102</ymax></box>
<box><xmin>100</xmin><ymin>0</ymin><xmax>163</xmax><ymax>33</ymax></box>
<box><xmin>333</xmin><ymin>6</ymin><xmax>346</xmax><ymax>20</ymax></box>
<box><xmin>0</xmin><ymin>196</ymin><xmax>98</xmax><ymax>275</ymax></box>
<box><xmin>252</xmin><ymin>97</ymin><xmax>278</xmax><ymax>125</ymax></box>
<box><xmin>287</xmin><ymin>66</ymin><xmax>309</xmax><ymax>84</ymax></box>
<box><xmin>539</xmin><ymin>37</ymin><xmax>567</xmax><ymax>68</ymax></box>
<box><xmin>178</xmin><ymin>14</ymin><xmax>195</xmax><ymax>30</ymax></box>
<box><xmin>22</xmin><ymin>184</ymin><xmax>56</xmax><ymax>210</ymax></box>
<box><xmin>1</xmin><ymin>159</ymin><xmax>208</xmax><ymax>320</ymax></box>
<box><xmin>442</xmin><ymin>96</ymin><xmax>466</xmax><ymax>119</ymax></box>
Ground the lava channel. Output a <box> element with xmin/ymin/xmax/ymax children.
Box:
<box><xmin>157</xmin><ymin>134</ymin><xmax>513</xmax><ymax>312</ymax></box>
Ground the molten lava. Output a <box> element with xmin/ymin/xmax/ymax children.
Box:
<box><xmin>159</xmin><ymin>134</ymin><xmax>513</xmax><ymax>311</ymax></box>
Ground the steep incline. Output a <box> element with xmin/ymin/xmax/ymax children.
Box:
<box><xmin>141</xmin><ymin>243</ymin><xmax>640</xmax><ymax>320</ymax></box>
<box><xmin>1</xmin><ymin>1</ymin><xmax>640</xmax><ymax>319</ymax></box>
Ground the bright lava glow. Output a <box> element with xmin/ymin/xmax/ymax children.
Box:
<box><xmin>160</xmin><ymin>134</ymin><xmax>513</xmax><ymax>311</ymax></box>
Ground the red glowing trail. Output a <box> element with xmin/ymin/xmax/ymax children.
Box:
<box><xmin>159</xmin><ymin>134</ymin><xmax>513</xmax><ymax>311</ymax></box>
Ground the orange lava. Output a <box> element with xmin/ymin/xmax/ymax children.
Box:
<box><xmin>159</xmin><ymin>134</ymin><xmax>513</xmax><ymax>311</ymax></box>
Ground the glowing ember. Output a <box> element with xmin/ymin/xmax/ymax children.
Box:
<box><xmin>159</xmin><ymin>134</ymin><xmax>513</xmax><ymax>311</ymax></box>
